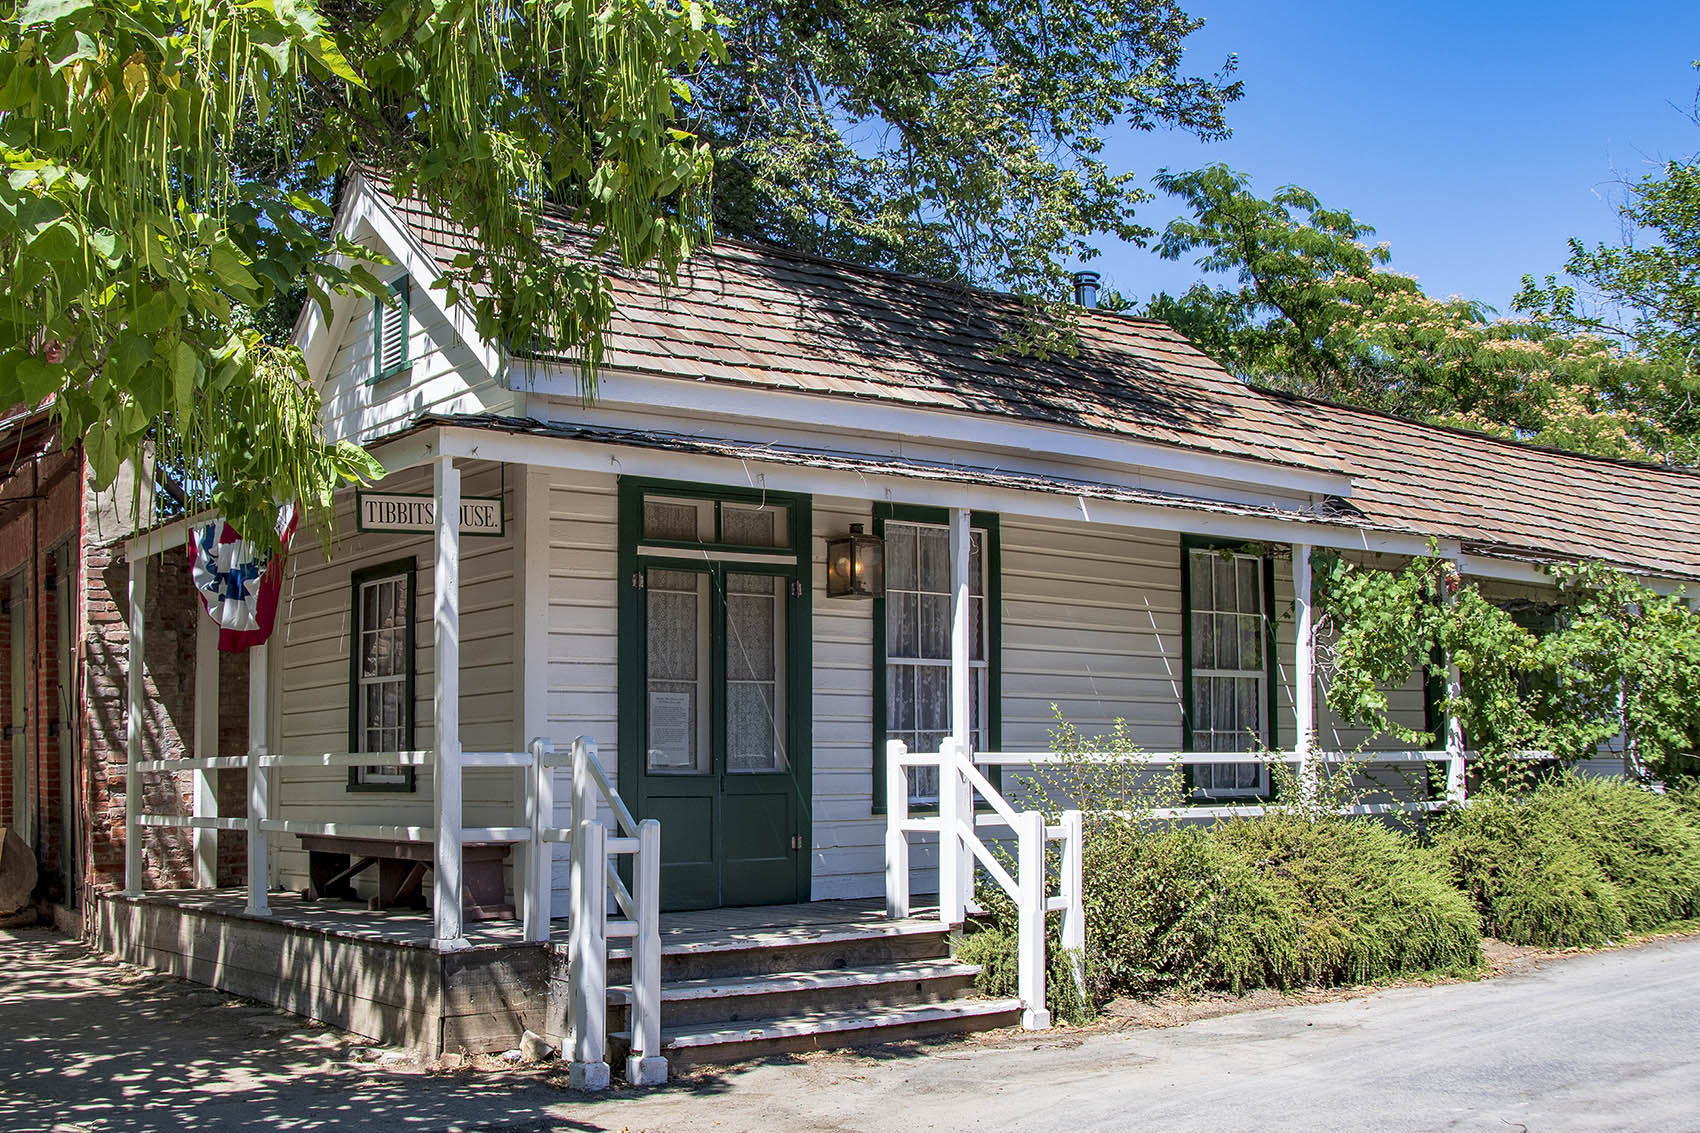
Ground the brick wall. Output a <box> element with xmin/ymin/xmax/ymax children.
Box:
<box><xmin>83</xmin><ymin>532</ymin><xmax>251</xmax><ymax>896</ymax></box>
<box><xmin>0</xmin><ymin>448</ymin><xmax>83</xmax><ymax>903</ymax></box>
<box><xmin>0</xmin><ymin>587</ymin><xmax>11</xmax><ymax>834</ymax></box>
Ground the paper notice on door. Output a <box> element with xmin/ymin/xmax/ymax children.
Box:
<box><xmin>647</xmin><ymin>689</ymin><xmax>695</xmax><ymax>770</ymax></box>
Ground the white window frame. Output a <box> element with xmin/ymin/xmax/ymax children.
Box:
<box><xmin>1186</xmin><ymin>546</ymin><xmax>1271</xmax><ymax>799</ymax></box>
<box><xmin>350</xmin><ymin>562</ymin><xmax>415</xmax><ymax>791</ymax></box>
<box><xmin>883</xmin><ymin>518</ymin><xmax>990</xmax><ymax>807</ymax></box>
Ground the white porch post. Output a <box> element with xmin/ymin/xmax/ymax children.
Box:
<box><xmin>1291</xmin><ymin>543</ymin><xmax>1317</xmax><ymax>800</ymax></box>
<box><xmin>245</xmin><ymin>642</ymin><xmax>270</xmax><ymax>914</ymax></box>
<box><xmin>123</xmin><ymin>552</ymin><xmax>147</xmax><ymax>895</ymax></box>
<box><xmin>192</xmin><ymin>612</ymin><xmax>219</xmax><ymax>888</ymax></box>
<box><xmin>519</xmin><ymin>465</ymin><xmax>553</xmax><ymax>942</ymax></box>
<box><xmin>1443</xmin><ymin>653</ymin><xmax>1467</xmax><ymax>805</ymax></box>
<box><xmin>942</xmin><ymin>509</ymin><xmax>974</xmax><ymax>923</ymax></box>
<box><xmin>432</xmin><ymin>456</ymin><xmax>467</xmax><ymax>950</ymax></box>
<box><xmin>1441</xmin><ymin>582</ymin><xmax>1467</xmax><ymax>804</ymax></box>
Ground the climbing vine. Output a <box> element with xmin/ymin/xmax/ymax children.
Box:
<box><xmin>1313</xmin><ymin>551</ymin><xmax>1700</xmax><ymax>787</ymax></box>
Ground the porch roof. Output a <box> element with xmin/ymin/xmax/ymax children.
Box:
<box><xmin>1287</xmin><ymin>398</ymin><xmax>1700</xmax><ymax>581</ymax></box>
<box><xmin>400</xmin><ymin>412</ymin><xmax>1700</xmax><ymax>584</ymax></box>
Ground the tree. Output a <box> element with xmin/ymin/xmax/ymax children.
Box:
<box><xmin>0</xmin><ymin>0</ymin><xmax>722</xmax><ymax>548</ymax></box>
<box><xmin>1514</xmin><ymin>89</ymin><xmax>1700</xmax><ymax>457</ymax></box>
<box><xmin>688</xmin><ymin>0</ymin><xmax>1241</xmax><ymax>320</ymax></box>
<box><xmin>1139</xmin><ymin>165</ymin><xmax>1695</xmax><ymax>463</ymax></box>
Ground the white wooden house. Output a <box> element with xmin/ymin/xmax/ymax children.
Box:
<box><xmin>90</xmin><ymin>171</ymin><xmax>1700</xmax><ymax>1076</ymax></box>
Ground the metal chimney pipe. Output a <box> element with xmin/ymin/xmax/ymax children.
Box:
<box><xmin>1072</xmin><ymin>270</ymin><xmax>1101</xmax><ymax>309</ymax></box>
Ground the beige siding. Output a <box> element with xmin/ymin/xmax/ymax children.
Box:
<box><xmin>1001</xmin><ymin>519</ymin><xmax>1186</xmax><ymax>751</ymax></box>
<box><xmin>318</xmin><ymin>262</ymin><xmax>513</xmax><ymax>446</ymax></box>
<box><xmin>271</xmin><ymin>461</ymin><xmax>519</xmax><ymax>892</ymax></box>
<box><xmin>539</xmin><ymin>467</ymin><xmax>622</xmax><ymax>903</ymax></box>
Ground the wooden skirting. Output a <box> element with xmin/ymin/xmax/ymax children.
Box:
<box><xmin>94</xmin><ymin>892</ymin><xmax>563</xmax><ymax>1056</ymax></box>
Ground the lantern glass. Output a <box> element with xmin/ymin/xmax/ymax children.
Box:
<box><xmin>827</xmin><ymin>525</ymin><xmax>884</xmax><ymax>598</ymax></box>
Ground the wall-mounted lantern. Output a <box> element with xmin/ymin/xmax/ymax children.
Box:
<box><xmin>827</xmin><ymin>524</ymin><xmax>884</xmax><ymax>599</ymax></box>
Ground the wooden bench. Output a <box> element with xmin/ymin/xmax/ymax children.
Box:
<box><xmin>298</xmin><ymin>834</ymin><xmax>515</xmax><ymax>921</ymax></box>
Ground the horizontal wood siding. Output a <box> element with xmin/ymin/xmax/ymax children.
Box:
<box><xmin>318</xmin><ymin>259</ymin><xmax>512</xmax><ymax>446</ymax></box>
<box><xmin>540</xmin><ymin>468</ymin><xmax>621</xmax><ymax>906</ymax></box>
<box><xmin>272</xmin><ymin>461</ymin><xmax>519</xmax><ymax>892</ymax></box>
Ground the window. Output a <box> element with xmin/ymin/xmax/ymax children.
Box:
<box><xmin>1182</xmin><ymin>543</ymin><xmax>1275</xmax><ymax>797</ymax></box>
<box><xmin>372</xmin><ymin>278</ymin><xmax>410</xmax><ymax>381</ymax></box>
<box><xmin>348</xmin><ymin>560</ymin><xmax>416</xmax><ymax>791</ymax></box>
<box><xmin>875</xmin><ymin>507</ymin><xmax>999</xmax><ymax>809</ymax></box>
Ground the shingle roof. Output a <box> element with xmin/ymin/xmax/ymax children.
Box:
<box><xmin>371</xmin><ymin>177</ymin><xmax>1700</xmax><ymax>582</ymax></box>
<box><xmin>1287</xmin><ymin>398</ymin><xmax>1700</xmax><ymax>580</ymax></box>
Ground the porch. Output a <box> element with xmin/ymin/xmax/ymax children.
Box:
<box><xmin>92</xmin><ymin>886</ymin><xmax>1005</xmax><ymax>1066</ymax></box>
<box><xmin>104</xmin><ymin>418</ymin><xmax>1519</xmax><ymax>1083</ymax></box>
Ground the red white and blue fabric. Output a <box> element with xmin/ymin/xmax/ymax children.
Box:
<box><xmin>188</xmin><ymin>504</ymin><xmax>297</xmax><ymax>652</ymax></box>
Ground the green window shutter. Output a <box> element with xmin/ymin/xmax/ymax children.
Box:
<box><xmin>372</xmin><ymin>278</ymin><xmax>411</xmax><ymax>381</ymax></box>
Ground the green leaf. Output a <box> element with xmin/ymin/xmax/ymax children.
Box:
<box><xmin>169</xmin><ymin>339</ymin><xmax>199</xmax><ymax>415</ymax></box>
<box><xmin>85</xmin><ymin>422</ymin><xmax>118</xmax><ymax>487</ymax></box>
<box><xmin>13</xmin><ymin>356</ymin><xmax>59</xmax><ymax>404</ymax></box>
<box><xmin>207</xmin><ymin>242</ymin><xmax>261</xmax><ymax>293</ymax></box>
<box><xmin>20</xmin><ymin>0</ymin><xmax>96</xmax><ymax>25</ymax></box>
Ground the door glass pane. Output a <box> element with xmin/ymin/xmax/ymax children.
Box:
<box><xmin>726</xmin><ymin>573</ymin><xmax>786</xmax><ymax>773</ymax></box>
<box><xmin>646</xmin><ymin>569</ymin><xmax>710</xmax><ymax>774</ymax></box>
<box><xmin>644</xmin><ymin>498</ymin><xmax>707</xmax><ymax>542</ymax></box>
<box><xmin>721</xmin><ymin>503</ymin><xmax>788</xmax><ymax>548</ymax></box>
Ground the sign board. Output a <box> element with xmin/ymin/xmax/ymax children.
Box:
<box><xmin>356</xmin><ymin>491</ymin><xmax>505</xmax><ymax>537</ymax></box>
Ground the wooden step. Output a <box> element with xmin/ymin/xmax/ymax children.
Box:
<box><xmin>614</xmin><ymin>997</ymin><xmax>1024</xmax><ymax>1068</ymax></box>
<box><xmin>602</xmin><ymin>916</ymin><xmax>952</xmax><ymax>982</ymax></box>
<box><xmin>607</xmin><ymin>959</ymin><xmax>983</xmax><ymax>1028</ymax></box>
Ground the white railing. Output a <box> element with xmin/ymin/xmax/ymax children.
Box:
<box><xmin>537</xmin><ymin>736</ymin><xmax>666</xmax><ymax>1090</ymax></box>
<box><xmin>130</xmin><ymin>747</ymin><xmax>539</xmax><ymax>914</ymax></box>
<box><xmin>130</xmin><ymin>735</ymin><xmax>666</xmax><ymax>1092</ymax></box>
<box><xmin>971</xmin><ymin>747</ymin><xmax>1556</xmax><ymax>820</ymax></box>
<box><xmin>886</xmin><ymin>738</ymin><xmax>1084</xmax><ymax>1031</ymax></box>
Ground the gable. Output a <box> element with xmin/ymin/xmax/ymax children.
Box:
<box><xmin>299</xmin><ymin>174</ymin><xmax>511</xmax><ymax>447</ymax></box>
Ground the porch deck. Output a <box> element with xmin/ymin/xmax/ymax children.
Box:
<box><xmin>103</xmin><ymin>887</ymin><xmax>941</xmax><ymax>950</ymax></box>
<box><xmin>93</xmin><ymin>888</ymin><xmax>949</xmax><ymax>1058</ymax></box>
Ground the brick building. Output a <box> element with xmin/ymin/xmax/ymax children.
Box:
<box><xmin>0</xmin><ymin>406</ymin><xmax>247</xmax><ymax>931</ymax></box>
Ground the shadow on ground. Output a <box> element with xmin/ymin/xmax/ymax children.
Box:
<box><xmin>0</xmin><ymin>928</ymin><xmax>947</xmax><ymax>1132</ymax></box>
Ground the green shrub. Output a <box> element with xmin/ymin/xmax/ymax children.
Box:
<box><xmin>961</xmin><ymin>812</ymin><xmax>1480</xmax><ymax>1014</ymax></box>
<box><xmin>1432</xmin><ymin>774</ymin><xmax>1700</xmax><ymax>947</ymax></box>
<box><xmin>954</xmin><ymin>923</ymin><xmax>1090</xmax><ymax>1025</ymax></box>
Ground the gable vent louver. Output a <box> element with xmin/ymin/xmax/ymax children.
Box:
<box><xmin>374</xmin><ymin>279</ymin><xmax>410</xmax><ymax>379</ymax></box>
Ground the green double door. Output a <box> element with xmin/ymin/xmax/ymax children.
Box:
<box><xmin>627</xmin><ymin>557</ymin><xmax>810</xmax><ymax>911</ymax></box>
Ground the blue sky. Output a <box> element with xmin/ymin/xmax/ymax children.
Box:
<box><xmin>1094</xmin><ymin>1</ymin><xmax>1700</xmax><ymax>315</ymax></box>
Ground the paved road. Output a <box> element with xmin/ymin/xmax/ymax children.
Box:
<box><xmin>2</xmin><ymin>927</ymin><xmax>1697</xmax><ymax>1131</ymax></box>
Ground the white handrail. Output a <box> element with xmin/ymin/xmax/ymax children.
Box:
<box><xmin>553</xmin><ymin>735</ymin><xmax>666</xmax><ymax>1091</ymax></box>
<box><xmin>885</xmin><ymin>738</ymin><xmax>1083</xmax><ymax>1031</ymax></box>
